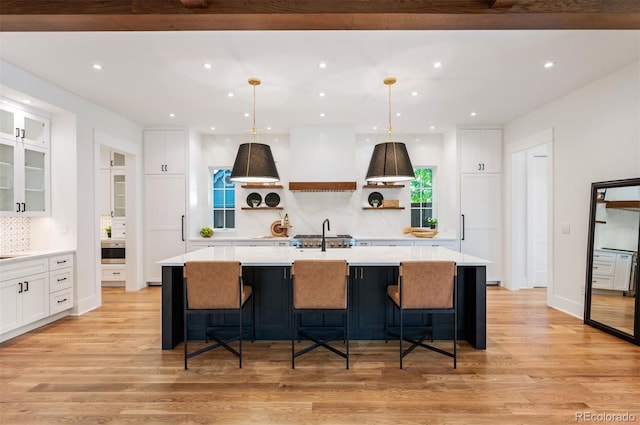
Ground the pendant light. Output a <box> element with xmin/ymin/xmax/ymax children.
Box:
<box><xmin>365</xmin><ymin>77</ymin><xmax>415</xmax><ymax>183</ymax></box>
<box><xmin>230</xmin><ymin>78</ymin><xmax>280</xmax><ymax>183</ymax></box>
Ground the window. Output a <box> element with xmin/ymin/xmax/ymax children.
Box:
<box><xmin>211</xmin><ymin>168</ymin><xmax>235</xmax><ymax>229</ymax></box>
<box><xmin>410</xmin><ymin>168</ymin><xmax>435</xmax><ymax>228</ymax></box>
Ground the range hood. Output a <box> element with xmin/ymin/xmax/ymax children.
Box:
<box><xmin>288</xmin><ymin>126</ymin><xmax>357</xmax><ymax>192</ymax></box>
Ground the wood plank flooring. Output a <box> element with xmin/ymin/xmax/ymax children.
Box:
<box><xmin>1</xmin><ymin>286</ymin><xmax>639</xmax><ymax>424</ymax></box>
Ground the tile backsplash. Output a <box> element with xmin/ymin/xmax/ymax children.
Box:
<box><xmin>0</xmin><ymin>217</ymin><xmax>31</xmax><ymax>252</ymax></box>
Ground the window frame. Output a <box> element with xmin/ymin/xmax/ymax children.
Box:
<box><xmin>210</xmin><ymin>167</ymin><xmax>236</xmax><ymax>230</ymax></box>
<box><xmin>410</xmin><ymin>167</ymin><xmax>437</xmax><ymax>229</ymax></box>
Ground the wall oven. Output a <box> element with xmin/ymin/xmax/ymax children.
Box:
<box><xmin>101</xmin><ymin>240</ymin><xmax>125</xmax><ymax>264</ymax></box>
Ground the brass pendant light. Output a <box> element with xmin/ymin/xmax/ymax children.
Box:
<box><xmin>230</xmin><ymin>78</ymin><xmax>280</xmax><ymax>183</ymax></box>
<box><xmin>365</xmin><ymin>77</ymin><xmax>415</xmax><ymax>183</ymax></box>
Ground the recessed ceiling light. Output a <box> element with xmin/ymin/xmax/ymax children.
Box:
<box><xmin>210</xmin><ymin>126</ymin><xmax>216</xmax><ymax>131</ymax></box>
<box><xmin>203</xmin><ymin>63</ymin><xmax>212</xmax><ymax>69</ymax></box>
<box><xmin>430</xmin><ymin>125</ymin><xmax>436</xmax><ymax>130</ymax></box>
<box><xmin>470</xmin><ymin>112</ymin><xmax>477</xmax><ymax>117</ymax></box>
<box><xmin>320</xmin><ymin>112</ymin><xmax>325</xmax><ymax>117</ymax></box>
<box><xmin>92</xmin><ymin>63</ymin><xmax>103</xmax><ymax>70</ymax></box>
<box><xmin>319</xmin><ymin>92</ymin><xmax>325</xmax><ymax>97</ymax></box>
<box><xmin>544</xmin><ymin>61</ymin><xmax>555</xmax><ymax>68</ymax></box>
<box><xmin>267</xmin><ymin>126</ymin><xmax>272</xmax><ymax>130</ymax></box>
<box><xmin>319</xmin><ymin>62</ymin><xmax>327</xmax><ymax>69</ymax></box>
<box><xmin>411</xmin><ymin>91</ymin><xmax>418</xmax><ymax>97</ymax></box>
<box><xmin>433</xmin><ymin>62</ymin><xmax>443</xmax><ymax>68</ymax></box>
<box><xmin>244</xmin><ymin>112</ymin><xmax>249</xmax><ymax>117</ymax></box>
<box><xmin>227</xmin><ymin>92</ymin><xmax>234</xmax><ymax>97</ymax></box>
<box><xmin>274</xmin><ymin>138</ymin><xmax>279</xmax><ymax>142</ymax></box>
<box><xmin>169</xmin><ymin>113</ymin><xmax>175</xmax><ymax>118</ymax></box>
<box><xmin>372</xmin><ymin>126</ymin><xmax>378</xmax><ymax>131</ymax></box>
<box><xmin>396</xmin><ymin>112</ymin><xmax>401</xmax><ymax>117</ymax></box>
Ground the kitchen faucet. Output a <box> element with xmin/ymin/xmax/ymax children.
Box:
<box><xmin>321</xmin><ymin>219</ymin><xmax>330</xmax><ymax>252</ymax></box>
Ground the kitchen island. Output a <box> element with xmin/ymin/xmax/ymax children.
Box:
<box><xmin>158</xmin><ymin>245</ymin><xmax>489</xmax><ymax>350</ymax></box>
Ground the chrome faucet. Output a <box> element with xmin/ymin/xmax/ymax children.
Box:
<box><xmin>321</xmin><ymin>218</ymin><xmax>330</xmax><ymax>252</ymax></box>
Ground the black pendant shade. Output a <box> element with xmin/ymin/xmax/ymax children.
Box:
<box><xmin>366</xmin><ymin>142</ymin><xmax>415</xmax><ymax>182</ymax></box>
<box><xmin>230</xmin><ymin>142</ymin><xmax>280</xmax><ymax>183</ymax></box>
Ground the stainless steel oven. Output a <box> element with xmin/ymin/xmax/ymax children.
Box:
<box><xmin>101</xmin><ymin>240</ymin><xmax>125</xmax><ymax>264</ymax></box>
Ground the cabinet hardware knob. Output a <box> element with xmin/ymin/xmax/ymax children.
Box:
<box><xmin>57</xmin><ymin>260</ymin><xmax>67</xmax><ymax>264</ymax></box>
<box><xmin>21</xmin><ymin>129</ymin><xmax>25</xmax><ymax>139</ymax></box>
<box><xmin>58</xmin><ymin>298</ymin><xmax>68</xmax><ymax>303</ymax></box>
<box><xmin>18</xmin><ymin>282</ymin><xmax>23</xmax><ymax>293</ymax></box>
<box><xmin>57</xmin><ymin>277</ymin><xmax>67</xmax><ymax>282</ymax></box>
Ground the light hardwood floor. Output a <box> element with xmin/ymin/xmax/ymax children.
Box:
<box><xmin>1</xmin><ymin>286</ymin><xmax>639</xmax><ymax>425</ymax></box>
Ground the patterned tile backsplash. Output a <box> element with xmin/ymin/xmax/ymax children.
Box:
<box><xmin>100</xmin><ymin>215</ymin><xmax>112</xmax><ymax>239</ymax></box>
<box><xmin>0</xmin><ymin>217</ymin><xmax>31</xmax><ymax>253</ymax></box>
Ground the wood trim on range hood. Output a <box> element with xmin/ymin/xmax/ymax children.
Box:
<box><xmin>289</xmin><ymin>182</ymin><xmax>357</xmax><ymax>192</ymax></box>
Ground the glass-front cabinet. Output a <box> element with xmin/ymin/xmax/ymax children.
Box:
<box><xmin>0</xmin><ymin>138</ymin><xmax>49</xmax><ymax>216</ymax></box>
<box><xmin>0</xmin><ymin>103</ymin><xmax>50</xmax><ymax>217</ymax></box>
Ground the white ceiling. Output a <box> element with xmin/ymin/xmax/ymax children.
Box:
<box><xmin>0</xmin><ymin>30</ymin><xmax>638</xmax><ymax>136</ymax></box>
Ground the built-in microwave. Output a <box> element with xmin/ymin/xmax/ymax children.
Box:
<box><xmin>101</xmin><ymin>240</ymin><xmax>125</xmax><ymax>264</ymax></box>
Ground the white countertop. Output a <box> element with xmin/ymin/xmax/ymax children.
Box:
<box><xmin>0</xmin><ymin>249</ymin><xmax>76</xmax><ymax>265</ymax></box>
<box><xmin>158</xmin><ymin>245</ymin><xmax>489</xmax><ymax>267</ymax></box>
<box><xmin>189</xmin><ymin>234</ymin><xmax>456</xmax><ymax>242</ymax></box>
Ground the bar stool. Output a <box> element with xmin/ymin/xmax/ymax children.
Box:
<box><xmin>291</xmin><ymin>259</ymin><xmax>350</xmax><ymax>369</ymax></box>
<box><xmin>183</xmin><ymin>260</ymin><xmax>254</xmax><ymax>369</ymax></box>
<box><xmin>385</xmin><ymin>260</ymin><xmax>457</xmax><ymax>369</ymax></box>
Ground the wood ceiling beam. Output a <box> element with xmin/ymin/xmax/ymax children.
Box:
<box><xmin>0</xmin><ymin>0</ymin><xmax>638</xmax><ymax>31</ymax></box>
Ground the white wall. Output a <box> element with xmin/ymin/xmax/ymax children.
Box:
<box><xmin>1</xmin><ymin>59</ymin><xmax>143</xmax><ymax>314</ymax></box>
<box><xmin>504</xmin><ymin>60</ymin><xmax>640</xmax><ymax>318</ymax></box>
<box><xmin>194</xmin><ymin>130</ymin><xmax>457</xmax><ymax>239</ymax></box>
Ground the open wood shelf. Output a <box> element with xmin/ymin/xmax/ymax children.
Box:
<box><xmin>362</xmin><ymin>207</ymin><xmax>404</xmax><ymax>210</ymax></box>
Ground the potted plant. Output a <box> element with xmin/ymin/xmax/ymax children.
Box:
<box><xmin>427</xmin><ymin>217</ymin><xmax>438</xmax><ymax>229</ymax></box>
<box><xmin>104</xmin><ymin>226</ymin><xmax>112</xmax><ymax>238</ymax></box>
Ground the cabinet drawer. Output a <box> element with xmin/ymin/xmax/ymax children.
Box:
<box><xmin>102</xmin><ymin>267</ymin><xmax>126</xmax><ymax>281</ymax></box>
<box><xmin>50</xmin><ymin>289</ymin><xmax>73</xmax><ymax>315</ymax></box>
<box><xmin>0</xmin><ymin>258</ymin><xmax>48</xmax><ymax>281</ymax></box>
<box><xmin>592</xmin><ymin>261</ymin><xmax>614</xmax><ymax>276</ymax></box>
<box><xmin>50</xmin><ymin>269</ymin><xmax>73</xmax><ymax>293</ymax></box>
<box><xmin>592</xmin><ymin>274</ymin><xmax>613</xmax><ymax>289</ymax></box>
<box><xmin>593</xmin><ymin>251</ymin><xmax>616</xmax><ymax>262</ymax></box>
<box><xmin>49</xmin><ymin>254</ymin><xmax>74</xmax><ymax>271</ymax></box>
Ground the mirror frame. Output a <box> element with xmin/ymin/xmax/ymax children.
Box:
<box><xmin>584</xmin><ymin>177</ymin><xmax>640</xmax><ymax>345</ymax></box>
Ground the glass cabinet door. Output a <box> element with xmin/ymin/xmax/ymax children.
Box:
<box><xmin>112</xmin><ymin>173</ymin><xmax>125</xmax><ymax>217</ymax></box>
<box><xmin>23</xmin><ymin>147</ymin><xmax>46</xmax><ymax>212</ymax></box>
<box><xmin>0</xmin><ymin>108</ymin><xmax>17</xmax><ymax>140</ymax></box>
<box><xmin>0</xmin><ymin>142</ymin><xmax>15</xmax><ymax>212</ymax></box>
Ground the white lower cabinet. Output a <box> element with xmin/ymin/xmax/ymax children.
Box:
<box><xmin>592</xmin><ymin>249</ymin><xmax>634</xmax><ymax>291</ymax></box>
<box><xmin>1</xmin><ymin>252</ymin><xmax>75</xmax><ymax>341</ymax></box>
<box><xmin>49</xmin><ymin>253</ymin><xmax>74</xmax><ymax>314</ymax></box>
<box><xmin>102</xmin><ymin>265</ymin><xmax>126</xmax><ymax>282</ymax></box>
<box><xmin>0</xmin><ymin>258</ymin><xmax>49</xmax><ymax>334</ymax></box>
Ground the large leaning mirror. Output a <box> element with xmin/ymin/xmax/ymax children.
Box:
<box><xmin>585</xmin><ymin>177</ymin><xmax>640</xmax><ymax>345</ymax></box>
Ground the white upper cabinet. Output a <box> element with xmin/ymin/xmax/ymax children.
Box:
<box><xmin>0</xmin><ymin>103</ymin><xmax>50</xmax><ymax>216</ymax></box>
<box><xmin>0</xmin><ymin>105</ymin><xmax>49</xmax><ymax>148</ymax></box>
<box><xmin>459</xmin><ymin>129</ymin><xmax>502</xmax><ymax>173</ymax></box>
<box><xmin>0</xmin><ymin>138</ymin><xmax>49</xmax><ymax>216</ymax></box>
<box><xmin>100</xmin><ymin>145</ymin><xmax>126</xmax><ymax>170</ymax></box>
<box><xmin>143</xmin><ymin>130</ymin><xmax>186</xmax><ymax>175</ymax></box>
